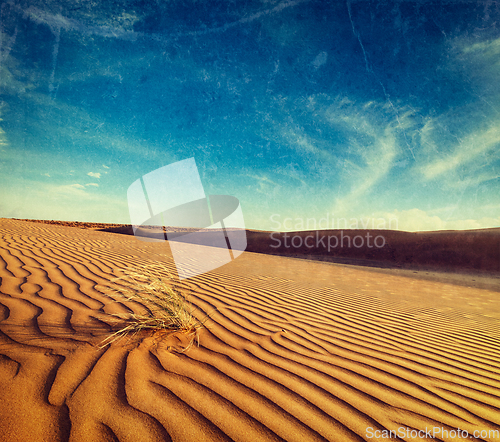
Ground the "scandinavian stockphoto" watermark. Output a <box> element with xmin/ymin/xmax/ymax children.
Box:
<box><xmin>269</xmin><ymin>214</ymin><xmax>397</xmax><ymax>250</ymax></box>
<box><xmin>270</xmin><ymin>230</ymin><xmax>386</xmax><ymax>250</ymax></box>
<box><xmin>270</xmin><ymin>213</ymin><xmax>398</xmax><ymax>232</ymax></box>
<box><xmin>127</xmin><ymin>158</ymin><xmax>246</xmax><ymax>280</ymax></box>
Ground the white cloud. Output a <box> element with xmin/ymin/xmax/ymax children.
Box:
<box><xmin>43</xmin><ymin>173</ymin><xmax>51</xmax><ymax>177</ymax></box>
<box><xmin>282</xmin><ymin>129</ymin><xmax>339</xmax><ymax>165</ymax></box>
<box><xmin>24</xmin><ymin>6</ymin><xmax>138</xmax><ymax>40</ymax></box>
<box><xmin>419</xmin><ymin>122</ymin><xmax>500</xmax><ymax>180</ymax></box>
<box><xmin>415</xmin><ymin>35</ymin><xmax>500</xmax><ymax>190</ymax></box>
<box><xmin>86</xmin><ymin>183</ymin><xmax>99</xmax><ymax>187</ymax></box>
<box><xmin>323</xmin><ymin>98</ymin><xmax>403</xmax><ymax>211</ymax></box>
<box><xmin>446</xmin><ymin>171</ymin><xmax>500</xmax><ymax>190</ymax></box>
<box><xmin>23</xmin><ymin>1</ymin><xmax>309</xmax><ymax>44</ymax></box>
<box><xmin>0</xmin><ymin>179</ymin><xmax>129</xmax><ymax>222</ymax></box>
<box><xmin>264</xmin><ymin>95</ymin><xmax>417</xmax><ymax>214</ymax></box>
<box><xmin>87</xmin><ymin>172</ymin><xmax>101</xmax><ymax>178</ymax></box>
<box><xmin>379</xmin><ymin>208</ymin><xmax>500</xmax><ymax>232</ymax></box>
<box><xmin>102</xmin><ymin>164</ymin><xmax>110</xmax><ymax>169</ymax></box>
<box><xmin>42</xmin><ymin>183</ymin><xmax>89</xmax><ymax>198</ymax></box>
<box><xmin>312</xmin><ymin>51</ymin><xmax>328</xmax><ymax>69</ymax></box>
<box><xmin>457</xmin><ymin>36</ymin><xmax>500</xmax><ymax>83</ymax></box>
<box><xmin>0</xmin><ymin>105</ymin><xmax>9</xmax><ymax>150</ymax></box>
<box><xmin>21</xmin><ymin>91</ymin><xmax>175</xmax><ymax>161</ymax></box>
<box><xmin>247</xmin><ymin>173</ymin><xmax>280</xmax><ymax>194</ymax></box>
<box><xmin>462</xmin><ymin>37</ymin><xmax>500</xmax><ymax>57</ymax></box>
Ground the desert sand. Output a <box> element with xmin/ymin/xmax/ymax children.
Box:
<box><xmin>0</xmin><ymin>218</ymin><xmax>499</xmax><ymax>442</ymax></box>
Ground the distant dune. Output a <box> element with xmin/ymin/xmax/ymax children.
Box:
<box><xmin>245</xmin><ymin>228</ymin><xmax>500</xmax><ymax>274</ymax></box>
<box><xmin>1</xmin><ymin>218</ymin><xmax>500</xmax><ymax>441</ymax></box>
<box><xmin>13</xmin><ymin>219</ymin><xmax>500</xmax><ymax>274</ymax></box>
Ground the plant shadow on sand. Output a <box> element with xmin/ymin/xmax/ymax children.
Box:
<box><xmin>99</xmin><ymin>265</ymin><xmax>207</xmax><ymax>352</ymax></box>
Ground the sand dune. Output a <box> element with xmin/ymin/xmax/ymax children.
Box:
<box><xmin>15</xmin><ymin>219</ymin><xmax>500</xmax><ymax>275</ymax></box>
<box><xmin>1</xmin><ymin>218</ymin><xmax>500</xmax><ymax>441</ymax></box>
<box><xmin>244</xmin><ymin>228</ymin><xmax>500</xmax><ymax>275</ymax></box>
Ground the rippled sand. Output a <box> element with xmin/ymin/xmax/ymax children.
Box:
<box><xmin>0</xmin><ymin>219</ymin><xmax>499</xmax><ymax>441</ymax></box>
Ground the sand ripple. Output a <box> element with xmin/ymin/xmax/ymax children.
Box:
<box><xmin>0</xmin><ymin>219</ymin><xmax>499</xmax><ymax>441</ymax></box>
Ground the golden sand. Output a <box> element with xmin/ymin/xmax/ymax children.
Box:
<box><xmin>0</xmin><ymin>219</ymin><xmax>499</xmax><ymax>441</ymax></box>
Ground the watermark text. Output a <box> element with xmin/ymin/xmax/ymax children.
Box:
<box><xmin>366</xmin><ymin>426</ymin><xmax>499</xmax><ymax>440</ymax></box>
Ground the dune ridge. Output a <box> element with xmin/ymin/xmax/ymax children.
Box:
<box><xmin>0</xmin><ymin>218</ymin><xmax>499</xmax><ymax>441</ymax></box>
<box><xmin>11</xmin><ymin>219</ymin><xmax>500</xmax><ymax>276</ymax></box>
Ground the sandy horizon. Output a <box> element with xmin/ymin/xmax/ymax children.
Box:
<box><xmin>8</xmin><ymin>218</ymin><xmax>500</xmax><ymax>291</ymax></box>
<box><xmin>0</xmin><ymin>218</ymin><xmax>499</xmax><ymax>441</ymax></box>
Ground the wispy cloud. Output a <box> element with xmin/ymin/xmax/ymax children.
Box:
<box><xmin>45</xmin><ymin>183</ymin><xmax>89</xmax><ymax>198</ymax></box>
<box><xmin>0</xmin><ymin>102</ymin><xmax>9</xmax><ymax>151</ymax></box>
<box><xmin>447</xmin><ymin>171</ymin><xmax>500</xmax><ymax>190</ymax></box>
<box><xmin>379</xmin><ymin>208</ymin><xmax>500</xmax><ymax>232</ymax></box>
<box><xmin>24</xmin><ymin>7</ymin><xmax>139</xmax><ymax>40</ymax></box>
<box><xmin>419</xmin><ymin>121</ymin><xmax>500</xmax><ymax>180</ymax></box>
<box><xmin>246</xmin><ymin>173</ymin><xmax>280</xmax><ymax>194</ymax></box>
<box><xmin>87</xmin><ymin>172</ymin><xmax>101</xmax><ymax>179</ymax></box>
<box><xmin>0</xmin><ymin>179</ymin><xmax>129</xmax><ymax>222</ymax></box>
<box><xmin>0</xmin><ymin>128</ymin><xmax>7</xmax><ymax>151</ymax></box>
<box><xmin>0</xmin><ymin>31</ymin><xmax>30</xmax><ymax>94</ymax></box>
<box><xmin>411</xmin><ymin>36</ymin><xmax>500</xmax><ymax>205</ymax></box>
<box><xmin>323</xmin><ymin>98</ymin><xmax>404</xmax><ymax>211</ymax></box>
<box><xmin>262</xmin><ymin>95</ymin><xmax>415</xmax><ymax>214</ymax></box>
<box><xmin>18</xmin><ymin>91</ymin><xmax>175</xmax><ymax>160</ymax></box>
<box><xmin>86</xmin><ymin>183</ymin><xmax>99</xmax><ymax>187</ymax></box>
<box><xmin>311</xmin><ymin>51</ymin><xmax>328</xmax><ymax>69</ymax></box>
<box><xmin>23</xmin><ymin>0</ymin><xmax>311</xmax><ymax>44</ymax></box>
<box><xmin>462</xmin><ymin>37</ymin><xmax>500</xmax><ymax>57</ymax></box>
<box><xmin>280</xmin><ymin>128</ymin><xmax>340</xmax><ymax>166</ymax></box>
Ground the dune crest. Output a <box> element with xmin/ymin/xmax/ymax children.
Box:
<box><xmin>0</xmin><ymin>219</ymin><xmax>499</xmax><ymax>441</ymax></box>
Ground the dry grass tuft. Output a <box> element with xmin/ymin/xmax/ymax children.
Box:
<box><xmin>100</xmin><ymin>265</ymin><xmax>206</xmax><ymax>350</ymax></box>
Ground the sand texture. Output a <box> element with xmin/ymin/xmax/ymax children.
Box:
<box><xmin>0</xmin><ymin>218</ymin><xmax>500</xmax><ymax>442</ymax></box>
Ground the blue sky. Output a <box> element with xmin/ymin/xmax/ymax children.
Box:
<box><xmin>0</xmin><ymin>0</ymin><xmax>499</xmax><ymax>231</ymax></box>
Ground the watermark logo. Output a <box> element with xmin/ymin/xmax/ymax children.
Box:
<box><xmin>270</xmin><ymin>214</ymin><xmax>398</xmax><ymax>232</ymax></box>
<box><xmin>270</xmin><ymin>230</ymin><xmax>386</xmax><ymax>250</ymax></box>
<box><xmin>366</xmin><ymin>426</ymin><xmax>499</xmax><ymax>440</ymax></box>
<box><xmin>127</xmin><ymin>158</ymin><xmax>246</xmax><ymax>280</ymax></box>
<box><xmin>268</xmin><ymin>214</ymin><xmax>396</xmax><ymax>252</ymax></box>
